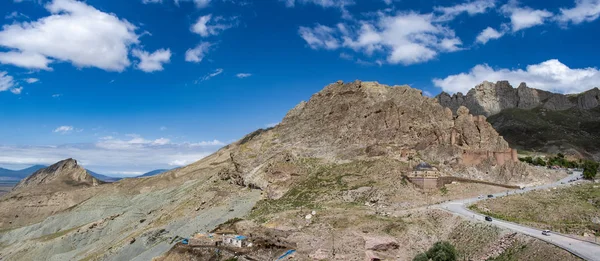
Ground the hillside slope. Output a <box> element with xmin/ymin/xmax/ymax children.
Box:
<box><xmin>0</xmin><ymin>81</ymin><xmax>567</xmax><ymax>261</ymax></box>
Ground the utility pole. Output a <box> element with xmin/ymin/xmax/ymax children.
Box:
<box><xmin>332</xmin><ymin>227</ymin><xmax>335</xmax><ymax>257</ymax></box>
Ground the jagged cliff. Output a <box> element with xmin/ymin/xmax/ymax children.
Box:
<box><xmin>437</xmin><ymin>81</ymin><xmax>600</xmax><ymax>116</ymax></box>
<box><xmin>437</xmin><ymin>81</ymin><xmax>600</xmax><ymax>160</ymax></box>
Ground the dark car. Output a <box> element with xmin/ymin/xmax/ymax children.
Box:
<box><xmin>487</xmin><ymin>194</ymin><xmax>494</xmax><ymax>198</ymax></box>
<box><xmin>485</xmin><ymin>216</ymin><xmax>493</xmax><ymax>222</ymax></box>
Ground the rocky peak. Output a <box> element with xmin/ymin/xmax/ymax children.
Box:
<box><xmin>438</xmin><ymin>81</ymin><xmax>598</xmax><ymax>116</ymax></box>
<box><xmin>13</xmin><ymin>158</ymin><xmax>101</xmax><ymax>191</ymax></box>
<box><xmin>266</xmin><ymin>80</ymin><xmax>508</xmax><ymax>160</ymax></box>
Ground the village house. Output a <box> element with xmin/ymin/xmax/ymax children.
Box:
<box><xmin>223</xmin><ymin>235</ymin><xmax>248</xmax><ymax>248</ymax></box>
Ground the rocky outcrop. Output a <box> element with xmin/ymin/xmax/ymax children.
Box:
<box><xmin>437</xmin><ymin>81</ymin><xmax>599</xmax><ymax>116</ymax></box>
<box><xmin>13</xmin><ymin>158</ymin><xmax>101</xmax><ymax>191</ymax></box>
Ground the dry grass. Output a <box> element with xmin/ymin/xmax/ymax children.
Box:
<box><xmin>471</xmin><ymin>183</ymin><xmax>600</xmax><ymax>236</ymax></box>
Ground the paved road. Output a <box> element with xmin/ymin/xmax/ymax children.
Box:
<box><xmin>438</xmin><ymin>171</ymin><xmax>600</xmax><ymax>261</ymax></box>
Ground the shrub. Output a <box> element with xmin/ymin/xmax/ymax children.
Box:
<box><xmin>582</xmin><ymin>160</ymin><xmax>599</xmax><ymax>180</ymax></box>
<box><xmin>413</xmin><ymin>241</ymin><xmax>457</xmax><ymax>261</ymax></box>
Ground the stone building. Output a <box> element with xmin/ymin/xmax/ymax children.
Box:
<box><xmin>406</xmin><ymin>162</ymin><xmax>442</xmax><ymax>190</ymax></box>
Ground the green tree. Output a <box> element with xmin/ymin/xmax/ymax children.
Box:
<box><xmin>582</xmin><ymin>160</ymin><xmax>599</xmax><ymax>180</ymax></box>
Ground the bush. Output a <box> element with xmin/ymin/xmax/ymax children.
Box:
<box><xmin>582</xmin><ymin>160</ymin><xmax>599</xmax><ymax>180</ymax></box>
<box><xmin>413</xmin><ymin>253</ymin><xmax>429</xmax><ymax>261</ymax></box>
<box><xmin>533</xmin><ymin>157</ymin><xmax>546</xmax><ymax>167</ymax></box>
<box><xmin>413</xmin><ymin>241</ymin><xmax>457</xmax><ymax>261</ymax></box>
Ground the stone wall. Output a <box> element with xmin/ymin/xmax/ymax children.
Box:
<box><xmin>461</xmin><ymin>148</ymin><xmax>518</xmax><ymax>166</ymax></box>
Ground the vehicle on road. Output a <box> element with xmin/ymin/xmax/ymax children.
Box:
<box><xmin>487</xmin><ymin>194</ymin><xmax>494</xmax><ymax>198</ymax></box>
<box><xmin>485</xmin><ymin>216</ymin><xmax>493</xmax><ymax>222</ymax></box>
<box><xmin>542</xmin><ymin>230</ymin><xmax>551</xmax><ymax>236</ymax></box>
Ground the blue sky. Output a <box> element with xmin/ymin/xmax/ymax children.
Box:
<box><xmin>1</xmin><ymin>0</ymin><xmax>600</xmax><ymax>175</ymax></box>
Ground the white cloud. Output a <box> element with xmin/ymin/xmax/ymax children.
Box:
<box><xmin>10</xmin><ymin>86</ymin><xmax>23</xmax><ymax>94</ymax></box>
<box><xmin>132</xmin><ymin>48</ymin><xmax>171</xmax><ymax>72</ymax></box>
<box><xmin>5</xmin><ymin>11</ymin><xmax>29</xmax><ymax>20</ymax></box>
<box><xmin>193</xmin><ymin>0</ymin><xmax>211</xmax><ymax>8</ymax></box>
<box><xmin>501</xmin><ymin>1</ymin><xmax>553</xmax><ymax>32</ymax></box>
<box><xmin>0</xmin><ymin>135</ymin><xmax>224</xmax><ymax>173</ymax></box>
<box><xmin>187</xmin><ymin>139</ymin><xmax>225</xmax><ymax>146</ymax></box>
<box><xmin>52</xmin><ymin>93</ymin><xmax>62</xmax><ymax>98</ymax></box>
<box><xmin>0</xmin><ymin>71</ymin><xmax>16</xmax><ymax>92</ymax></box>
<box><xmin>191</xmin><ymin>14</ymin><xmax>236</xmax><ymax>37</ymax></box>
<box><xmin>0</xmin><ymin>51</ymin><xmax>52</xmax><ymax>70</ymax></box>
<box><xmin>299</xmin><ymin>12</ymin><xmax>463</xmax><ymax>65</ymax></box>
<box><xmin>476</xmin><ymin>27</ymin><xmax>505</xmax><ymax>44</ymax></box>
<box><xmin>236</xmin><ymin>73</ymin><xmax>252</xmax><ymax>78</ymax></box>
<box><xmin>433</xmin><ymin>0</ymin><xmax>496</xmax><ymax>22</ymax></box>
<box><xmin>433</xmin><ymin>59</ymin><xmax>600</xmax><ymax>94</ymax></box>
<box><xmin>25</xmin><ymin>78</ymin><xmax>39</xmax><ymax>84</ymax></box>
<box><xmin>557</xmin><ymin>0</ymin><xmax>600</xmax><ymax>25</ymax></box>
<box><xmin>298</xmin><ymin>24</ymin><xmax>340</xmax><ymax>50</ymax></box>
<box><xmin>282</xmin><ymin>0</ymin><xmax>354</xmax><ymax>8</ymax></box>
<box><xmin>143</xmin><ymin>0</ymin><xmax>211</xmax><ymax>8</ymax></box>
<box><xmin>185</xmin><ymin>42</ymin><xmax>212</xmax><ymax>63</ymax></box>
<box><xmin>53</xmin><ymin>125</ymin><xmax>74</xmax><ymax>134</ymax></box>
<box><xmin>159</xmin><ymin>126</ymin><xmax>167</xmax><ymax>131</ymax></box>
<box><xmin>197</xmin><ymin>68</ymin><xmax>223</xmax><ymax>82</ymax></box>
<box><xmin>0</xmin><ymin>0</ymin><xmax>142</xmax><ymax>71</ymax></box>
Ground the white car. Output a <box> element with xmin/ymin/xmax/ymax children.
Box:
<box><xmin>542</xmin><ymin>230</ymin><xmax>551</xmax><ymax>236</ymax></box>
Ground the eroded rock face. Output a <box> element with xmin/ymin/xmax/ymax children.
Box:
<box><xmin>13</xmin><ymin>158</ymin><xmax>101</xmax><ymax>191</ymax></box>
<box><xmin>437</xmin><ymin>81</ymin><xmax>599</xmax><ymax>116</ymax></box>
<box><xmin>276</xmin><ymin>81</ymin><xmax>508</xmax><ymax>155</ymax></box>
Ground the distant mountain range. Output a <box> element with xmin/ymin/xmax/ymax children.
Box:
<box><xmin>0</xmin><ymin>165</ymin><xmax>170</xmax><ymax>184</ymax></box>
<box><xmin>0</xmin><ymin>165</ymin><xmax>47</xmax><ymax>181</ymax></box>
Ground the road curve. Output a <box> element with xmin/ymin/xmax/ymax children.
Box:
<box><xmin>438</xmin><ymin>172</ymin><xmax>600</xmax><ymax>261</ymax></box>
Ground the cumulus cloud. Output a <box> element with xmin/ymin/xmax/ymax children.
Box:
<box><xmin>298</xmin><ymin>12</ymin><xmax>463</xmax><ymax>65</ymax></box>
<box><xmin>476</xmin><ymin>27</ymin><xmax>505</xmax><ymax>44</ymax></box>
<box><xmin>0</xmin><ymin>135</ymin><xmax>225</xmax><ymax>174</ymax></box>
<box><xmin>433</xmin><ymin>59</ymin><xmax>600</xmax><ymax>94</ymax></box>
<box><xmin>132</xmin><ymin>48</ymin><xmax>172</xmax><ymax>72</ymax></box>
<box><xmin>0</xmin><ymin>51</ymin><xmax>52</xmax><ymax>70</ymax></box>
<box><xmin>501</xmin><ymin>0</ymin><xmax>553</xmax><ymax>32</ymax></box>
<box><xmin>53</xmin><ymin>125</ymin><xmax>74</xmax><ymax>134</ymax></box>
<box><xmin>0</xmin><ymin>0</ymin><xmax>142</xmax><ymax>71</ymax></box>
<box><xmin>191</xmin><ymin>14</ymin><xmax>237</xmax><ymax>37</ymax></box>
<box><xmin>185</xmin><ymin>42</ymin><xmax>212</xmax><ymax>63</ymax></box>
<box><xmin>557</xmin><ymin>0</ymin><xmax>600</xmax><ymax>25</ymax></box>
<box><xmin>433</xmin><ymin>0</ymin><xmax>496</xmax><ymax>22</ymax></box>
<box><xmin>236</xmin><ymin>73</ymin><xmax>252</xmax><ymax>78</ymax></box>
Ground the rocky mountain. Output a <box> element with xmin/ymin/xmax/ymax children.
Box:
<box><xmin>0</xmin><ymin>81</ymin><xmax>568</xmax><ymax>261</ymax></box>
<box><xmin>437</xmin><ymin>81</ymin><xmax>600</xmax><ymax>160</ymax></box>
<box><xmin>13</xmin><ymin>159</ymin><xmax>101</xmax><ymax>191</ymax></box>
<box><xmin>437</xmin><ymin>81</ymin><xmax>600</xmax><ymax>117</ymax></box>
